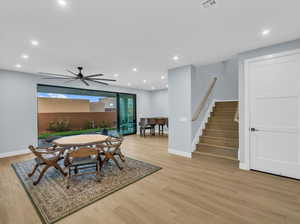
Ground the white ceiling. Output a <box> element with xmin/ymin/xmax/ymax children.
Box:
<box><xmin>1</xmin><ymin>0</ymin><xmax>300</xmax><ymax>90</ymax></box>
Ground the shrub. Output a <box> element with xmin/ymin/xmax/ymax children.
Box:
<box><xmin>99</xmin><ymin>121</ymin><xmax>110</xmax><ymax>129</ymax></box>
<box><xmin>83</xmin><ymin>120</ymin><xmax>95</xmax><ymax>129</ymax></box>
<box><xmin>48</xmin><ymin>120</ymin><xmax>70</xmax><ymax>132</ymax></box>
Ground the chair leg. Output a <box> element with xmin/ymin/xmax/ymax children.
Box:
<box><xmin>28</xmin><ymin>163</ymin><xmax>39</xmax><ymax>177</ymax></box>
<box><xmin>111</xmin><ymin>156</ymin><xmax>123</xmax><ymax>170</ymax></box>
<box><xmin>54</xmin><ymin>164</ymin><xmax>67</xmax><ymax>176</ymax></box>
<box><xmin>95</xmin><ymin>162</ymin><xmax>101</xmax><ymax>182</ymax></box>
<box><xmin>118</xmin><ymin>152</ymin><xmax>126</xmax><ymax>162</ymax></box>
<box><xmin>33</xmin><ymin>165</ymin><xmax>50</xmax><ymax>185</ymax></box>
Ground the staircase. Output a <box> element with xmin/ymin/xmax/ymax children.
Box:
<box><xmin>193</xmin><ymin>101</ymin><xmax>239</xmax><ymax>161</ymax></box>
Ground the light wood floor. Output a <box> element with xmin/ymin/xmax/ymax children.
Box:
<box><xmin>1</xmin><ymin>135</ymin><xmax>300</xmax><ymax>224</ymax></box>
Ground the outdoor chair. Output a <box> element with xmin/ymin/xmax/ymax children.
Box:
<box><xmin>28</xmin><ymin>145</ymin><xmax>66</xmax><ymax>185</ymax></box>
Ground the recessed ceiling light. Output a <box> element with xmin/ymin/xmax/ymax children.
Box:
<box><xmin>15</xmin><ymin>64</ymin><xmax>22</xmax><ymax>68</ymax></box>
<box><xmin>143</xmin><ymin>80</ymin><xmax>147</xmax><ymax>83</ymax></box>
<box><xmin>161</xmin><ymin>75</ymin><xmax>165</xmax><ymax>80</ymax></box>
<box><xmin>113</xmin><ymin>73</ymin><xmax>119</xmax><ymax>77</ymax></box>
<box><xmin>21</xmin><ymin>54</ymin><xmax>29</xmax><ymax>59</ymax></box>
<box><xmin>262</xmin><ymin>29</ymin><xmax>271</xmax><ymax>36</ymax></box>
<box><xmin>31</xmin><ymin>40</ymin><xmax>39</xmax><ymax>46</ymax></box>
<box><xmin>166</xmin><ymin>84</ymin><xmax>169</xmax><ymax>88</ymax></box>
<box><xmin>132</xmin><ymin>68</ymin><xmax>138</xmax><ymax>72</ymax></box>
<box><xmin>127</xmin><ymin>82</ymin><xmax>131</xmax><ymax>86</ymax></box>
<box><xmin>173</xmin><ymin>55</ymin><xmax>179</xmax><ymax>61</ymax></box>
<box><xmin>57</xmin><ymin>0</ymin><xmax>67</xmax><ymax>7</ymax></box>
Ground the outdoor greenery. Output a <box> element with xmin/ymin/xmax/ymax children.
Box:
<box><xmin>83</xmin><ymin>120</ymin><xmax>96</xmax><ymax>129</ymax></box>
<box><xmin>48</xmin><ymin>120</ymin><xmax>70</xmax><ymax>132</ymax></box>
<box><xmin>99</xmin><ymin>120</ymin><xmax>111</xmax><ymax>129</ymax></box>
<box><xmin>38</xmin><ymin>127</ymin><xmax>116</xmax><ymax>139</ymax></box>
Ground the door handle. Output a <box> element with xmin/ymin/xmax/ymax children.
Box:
<box><xmin>250</xmin><ymin>128</ymin><xmax>259</xmax><ymax>132</ymax></box>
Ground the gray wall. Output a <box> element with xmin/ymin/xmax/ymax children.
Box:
<box><xmin>0</xmin><ymin>69</ymin><xmax>152</xmax><ymax>155</ymax></box>
<box><xmin>238</xmin><ymin>39</ymin><xmax>300</xmax><ymax>164</ymax></box>
<box><xmin>168</xmin><ymin>65</ymin><xmax>192</xmax><ymax>154</ymax></box>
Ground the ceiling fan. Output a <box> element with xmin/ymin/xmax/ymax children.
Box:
<box><xmin>39</xmin><ymin>67</ymin><xmax>116</xmax><ymax>86</ymax></box>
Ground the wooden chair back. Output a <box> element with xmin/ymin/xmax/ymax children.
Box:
<box><xmin>28</xmin><ymin>145</ymin><xmax>63</xmax><ymax>165</ymax></box>
<box><xmin>147</xmin><ymin>118</ymin><xmax>157</xmax><ymax>125</ymax></box>
<box><xmin>68</xmin><ymin>147</ymin><xmax>99</xmax><ymax>159</ymax></box>
<box><xmin>156</xmin><ymin>118</ymin><xmax>167</xmax><ymax>125</ymax></box>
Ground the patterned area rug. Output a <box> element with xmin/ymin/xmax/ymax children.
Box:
<box><xmin>12</xmin><ymin>157</ymin><xmax>161</xmax><ymax>224</ymax></box>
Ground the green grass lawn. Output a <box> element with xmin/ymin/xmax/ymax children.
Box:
<box><xmin>38</xmin><ymin>128</ymin><xmax>116</xmax><ymax>139</ymax></box>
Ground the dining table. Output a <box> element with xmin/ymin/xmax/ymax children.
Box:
<box><xmin>52</xmin><ymin>134</ymin><xmax>109</xmax><ymax>168</ymax></box>
<box><xmin>53</xmin><ymin>134</ymin><xmax>108</xmax><ymax>148</ymax></box>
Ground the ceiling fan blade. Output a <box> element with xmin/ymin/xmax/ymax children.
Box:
<box><xmin>90</xmin><ymin>78</ymin><xmax>116</xmax><ymax>82</ymax></box>
<box><xmin>81</xmin><ymin>79</ymin><xmax>90</xmax><ymax>86</ymax></box>
<box><xmin>87</xmin><ymin>79</ymin><xmax>109</xmax><ymax>86</ymax></box>
<box><xmin>64</xmin><ymin>78</ymin><xmax>79</xmax><ymax>84</ymax></box>
<box><xmin>41</xmin><ymin>77</ymin><xmax>72</xmax><ymax>80</ymax></box>
<box><xmin>39</xmin><ymin>72</ymin><xmax>72</xmax><ymax>78</ymax></box>
<box><xmin>85</xmin><ymin>74</ymin><xmax>104</xmax><ymax>78</ymax></box>
<box><xmin>66</xmin><ymin>69</ymin><xmax>79</xmax><ymax>77</ymax></box>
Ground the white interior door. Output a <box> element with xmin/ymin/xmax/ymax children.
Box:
<box><xmin>249</xmin><ymin>52</ymin><xmax>300</xmax><ymax>179</ymax></box>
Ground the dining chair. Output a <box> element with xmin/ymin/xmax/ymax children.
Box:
<box><xmin>97</xmin><ymin>136</ymin><xmax>125</xmax><ymax>170</ymax></box>
<box><xmin>139</xmin><ymin>118</ymin><xmax>152</xmax><ymax>137</ymax></box>
<box><xmin>157</xmin><ymin>118</ymin><xmax>167</xmax><ymax>135</ymax></box>
<box><xmin>28</xmin><ymin>145</ymin><xmax>66</xmax><ymax>185</ymax></box>
<box><xmin>64</xmin><ymin>147</ymin><xmax>101</xmax><ymax>188</ymax></box>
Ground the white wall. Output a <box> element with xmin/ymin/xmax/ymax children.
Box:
<box><xmin>0</xmin><ymin>71</ymin><xmax>38</xmax><ymax>156</ymax></box>
<box><xmin>238</xmin><ymin>39</ymin><xmax>300</xmax><ymax>165</ymax></box>
<box><xmin>150</xmin><ymin>89</ymin><xmax>168</xmax><ymax>117</ymax></box>
<box><xmin>0</xmin><ymin>69</ymin><xmax>152</xmax><ymax>156</ymax></box>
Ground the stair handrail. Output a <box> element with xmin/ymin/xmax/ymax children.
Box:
<box><xmin>234</xmin><ymin>102</ymin><xmax>239</xmax><ymax>122</ymax></box>
<box><xmin>192</xmin><ymin>77</ymin><xmax>217</xmax><ymax>122</ymax></box>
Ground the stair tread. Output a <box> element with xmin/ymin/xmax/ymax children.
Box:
<box><xmin>193</xmin><ymin>151</ymin><xmax>238</xmax><ymax>161</ymax></box>
<box><xmin>201</xmin><ymin>135</ymin><xmax>238</xmax><ymax>141</ymax></box>
<box><xmin>198</xmin><ymin>142</ymin><xmax>237</xmax><ymax>150</ymax></box>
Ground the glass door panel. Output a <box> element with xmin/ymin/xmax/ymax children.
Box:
<box><xmin>118</xmin><ymin>93</ymin><xmax>136</xmax><ymax>135</ymax></box>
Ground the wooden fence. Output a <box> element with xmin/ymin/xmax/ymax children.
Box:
<box><xmin>38</xmin><ymin>112</ymin><xmax>117</xmax><ymax>134</ymax></box>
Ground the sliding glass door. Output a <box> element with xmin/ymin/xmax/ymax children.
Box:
<box><xmin>117</xmin><ymin>93</ymin><xmax>137</xmax><ymax>135</ymax></box>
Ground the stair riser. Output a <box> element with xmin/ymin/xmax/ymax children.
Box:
<box><xmin>207</xmin><ymin>122</ymin><xmax>238</xmax><ymax>128</ymax></box>
<box><xmin>214</xmin><ymin>107</ymin><xmax>237</xmax><ymax>112</ymax></box>
<box><xmin>196</xmin><ymin>145</ymin><xmax>238</xmax><ymax>159</ymax></box>
<box><xmin>206</xmin><ymin>125</ymin><xmax>237</xmax><ymax>131</ymax></box>
<box><xmin>203</xmin><ymin>130</ymin><xmax>238</xmax><ymax>138</ymax></box>
<box><xmin>200</xmin><ymin>137</ymin><xmax>238</xmax><ymax>148</ymax></box>
<box><xmin>215</xmin><ymin>102</ymin><xmax>238</xmax><ymax>107</ymax></box>
<box><xmin>212</xmin><ymin>111</ymin><xmax>236</xmax><ymax>117</ymax></box>
<box><xmin>209</xmin><ymin>117</ymin><xmax>237</xmax><ymax>123</ymax></box>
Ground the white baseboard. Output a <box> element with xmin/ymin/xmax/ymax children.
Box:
<box><xmin>168</xmin><ymin>148</ymin><xmax>192</xmax><ymax>158</ymax></box>
<box><xmin>0</xmin><ymin>149</ymin><xmax>30</xmax><ymax>158</ymax></box>
<box><xmin>191</xmin><ymin>99</ymin><xmax>216</xmax><ymax>152</ymax></box>
<box><xmin>239</xmin><ymin>162</ymin><xmax>250</xmax><ymax>170</ymax></box>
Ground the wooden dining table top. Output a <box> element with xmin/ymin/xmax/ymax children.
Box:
<box><xmin>53</xmin><ymin>134</ymin><xmax>108</xmax><ymax>147</ymax></box>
